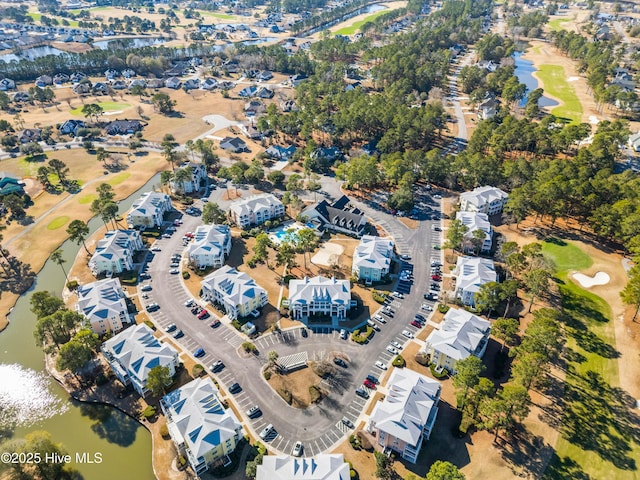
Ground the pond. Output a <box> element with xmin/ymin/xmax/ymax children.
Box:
<box><xmin>0</xmin><ymin>174</ymin><xmax>163</xmax><ymax>479</ymax></box>
<box><xmin>513</xmin><ymin>51</ymin><xmax>559</xmax><ymax>108</ymax></box>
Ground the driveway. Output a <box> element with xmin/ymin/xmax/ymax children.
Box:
<box><xmin>141</xmin><ymin>182</ymin><xmax>444</xmax><ymax>456</ymax></box>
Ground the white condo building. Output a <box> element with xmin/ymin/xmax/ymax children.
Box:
<box><xmin>76</xmin><ymin>277</ymin><xmax>131</xmax><ymax>335</ymax></box>
<box><xmin>367</xmin><ymin>369</ymin><xmax>441</xmax><ymax>464</ymax></box>
<box><xmin>127</xmin><ymin>191</ymin><xmax>172</xmax><ymax>229</ymax></box>
<box><xmin>455</xmin><ymin>211</ymin><xmax>493</xmax><ymax>254</ymax></box>
<box><xmin>288</xmin><ymin>276</ymin><xmax>352</xmax><ymax>327</ymax></box>
<box><xmin>352</xmin><ymin>236</ymin><xmax>394</xmax><ymax>283</ymax></box>
<box><xmin>161</xmin><ymin>378</ymin><xmax>244</xmax><ymax>476</ymax></box>
<box><xmin>101</xmin><ymin>323</ymin><xmax>179</xmax><ymax>397</ymax></box>
<box><xmin>459</xmin><ymin>185</ymin><xmax>508</xmax><ymax>215</ymax></box>
<box><xmin>256</xmin><ymin>454</ymin><xmax>351</xmax><ymax>480</ymax></box>
<box><xmin>422</xmin><ymin>308</ymin><xmax>491</xmax><ymax>374</ymax></box>
<box><xmin>89</xmin><ymin>230</ymin><xmax>143</xmax><ymax>276</ymax></box>
<box><xmin>170</xmin><ymin>162</ymin><xmax>207</xmax><ymax>194</ymax></box>
<box><xmin>229</xmin><ymin>193</ymin><xmax>284</xmax><ymax>228</ymax></box>
<box><xmin>186</xmin><ymin>224</ymin><xmax>231</xmax><ymax>269</ymax></box>
<box><xmin>454</xmin><ymin>256</ymin><xmax>497</xmax><ymax>306</ymax></box>
<box><xmin>201</xmin><ymin>265</ymin><xmax>268</xmax><ymax>320</ymax></box>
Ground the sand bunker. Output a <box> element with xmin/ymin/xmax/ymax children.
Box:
<box><xmin>311</xmin><ymin>242</ymin><xmax>344</xmax><ymax>266</ymax></box>
<box><xmin>567</xmin><ymin>76</ymin><xmax>579</xmax><ymax>82</ymax></box>
<box><xmin>103</xmin><ymin>110</ymin><xmax>123</xmax><ymax>116</ymax></box>
<box><xmin>589</xmin><ymin>115</ymin><xmax>600</xmax><ymax>125</ymax></box>
<box><xmin>572</xmin><ymin>271</ymin><xmax>610</xmax><ymax>288</ymax></box>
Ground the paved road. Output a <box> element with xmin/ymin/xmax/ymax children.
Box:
<box><xmin>141</xmin><ymin>181</ymin><xmax>444</xmax><ymax>456</ymax></box>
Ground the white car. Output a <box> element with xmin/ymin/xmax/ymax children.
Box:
<box><xmin>386</xmin><ymin>345</ymin><xmax>399</xmax><ymax>355</ymax></box>
<box><xmin>141</xmin><ymin>284</ymin><xmax>152</xmax><ymax>292</ymax></box>
<box><xmin>151</xmin><ymin>245</ymin><xmax>161</xmax><ymax>252</ymax></box>
<box><xmin>433</xmin><ymin>194</ymin><xmax>442</xmax><ymax>199</ymax></box>
<box><xmin>422</xmin><ymin>304</ymin><xmax>434</xmax><ymax>311</ymax></box>
<box><xmin>259</xmin><ymin>424</ymin><xmax>274</xmax><ymax>440</ymax></box>
<box><xmin>184</xmin><ymin>299</ymin><xmax>194</xmax><ymax>307</ymax></box>
<box><xmin>170</xmin><ymin>269</ymin><xmax>180</xmax><ymax>274</ymax></box>
<box><xmin>391</xmin><ymin>292</ymin><xmax>404</xmax><ymax>299</ymax></box>
<box><xmin>391</xmin><ymin>340</ymin><xmax>402</xmax><ymax>349</ymax></box>
<box><xmin>402</xmin><ymin>330</ymin><xmax>414</xmax><ymax>339</ymax></box>
<box><xmin>374</xmin><ymin>314</ymin><xmax>386</xmax><ymax>324</ymax></box>
<box><xmin>375</xmin><ymin>361</ymin><xmax>388</xmax><ymax>370</ymax></box>
<box><xmin>292</xmin><ymin>441</ymin><xmax>303</xmax><ymax>457</ymax></box>
<box><xmin>340</xmin><ymin>329</ymin><xmax>348</xmax><ymax>339</ymax></box>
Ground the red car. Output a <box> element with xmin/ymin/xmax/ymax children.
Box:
<box><xmin>411</xmin><ymin>320</ymin><xmax>422</xmax><ymax>328</ymax></box>
<box><xmin>197</xmin><ymin>309</ymin><xmax>210</xmax><ymax>320</ymax></box>
<box><xmin>363</xmin><ymin>379</ymin><xmax>376</xmax><ymax>389</ymax></box>
<box><xmin>431</xmin><ymin>275</ymin><xmax>442</xmax><ymax>281</ymax></box>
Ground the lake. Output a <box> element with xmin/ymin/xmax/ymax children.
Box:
<box><xmin>513</xmin><ymin>51</ymin><xmax>559</xmax><ymax>108</ymax></box>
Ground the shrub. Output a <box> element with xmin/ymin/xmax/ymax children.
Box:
<box><xmin>144</xmin><ymin>320</ymin><xmax>156</xmax><ymax>331</ymax></box>
<box><xmin>392</xmin><ymin>355</ymin><xmax>405</xmax><ymax>368</ymax></box>
<box><xmin>352</xmin><ymin>326</ymin><xmax>374</xmax><ymax>344</ymax></box>
<box><xmin>192</xmin><ymin>364</ymin><xmax>204</xmax><ymax>377</ymax></box>
<box><xmin>66</xmin><ymin>280</ymin><xmax>79</xmax><ymax>291</ymax></box>
<box><xmin>371</xmin><ymin>291</ymin><xmax>387</xmax><ymax>304</ymax></box>
<box><xmin>430</xmin><ymin>363</ymin><xmax>449</xmax><ymax>379</ymax></box>
<box><xmin>438</xmin><ymin>304</ymin><xmax>450</xmax><ymax>314</ymax></box>
<box><xmin>242</xmin><ymin>342</ymin><xmax>258</xmax><ymax>354</ymax></box>
<box><xmin>142</xmin><ymin>405</ymin><xmax>156</xmax><ymax>419</ymax></box>
<box><xmin>231</xmin><ymin>320</ymin><xmax>242</xmax><ymax>330</ymax></box>
<box><xmin>263</xmin><ymin>370</ymin><xmax>271</xmax><ymax>380</ymax></box>
<box><xmin>348</xmin><ymin>434</ymin><xmax>361</xmax><ymax>450</ymax></box>
<box><xmin>241</xmin><ymin>231</ymin><xmax>250</xmax><ymax>239</ymax></box>
<box><xmin>309</xmin><ymin>385</ymin><xmax>323</xmax><ymax>403</ymax></box>
<box><xmin>95</xmin><ymin>373</ymin><xmax>109</xmax><ymax>386</ymax></box>
<box><xmin>182</xmin><ymin>271</ymin><xmax>190</xmax><ymax>279</ymax></box>
<box><xmin>160</xmin><ymin>423</ymin><xmax>170</xmax><ymax>438</ymax></box>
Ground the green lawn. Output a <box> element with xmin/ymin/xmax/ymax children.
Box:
<box><xmin>548</xmin><ymin>18</ymin><xmax>570</xmax><ymax>32</ymax></box>
<box><xmin>46</xmin><ymin>216</ymin><xmax>70</xmax><ymax>230</ymax></box>
<box><xmin>536</xmin><ymin>64</ymin><xmax>583</xmax><ymax>124</ymax></box>
<box><xmin>107</xmin><ymin>172</ymin><xmax>131</xmax><ymax>186</ymax></box>
<box><xmin>77</xmin><ymin>193</ymin><xmax>97</xmax><ymax>205</ymax></box>
<box><xmin>196</xmin><ymin>10</ymin><xmax>235</xmax><ymax>20</ymax></box>
<box><xmin>26</xmin><ymin>12</ymin><xmax>79</xmax><ymax>27</ymax></box>
<box><xmin>333</xmin><ymin>9</ymin><xmax>392</xmax><ymax>35</ymax></box>
<box><xmin>70</xmin><ymin>102</ymin><xmax>131</xmax><ymax>116</ymax></box>
<box><xmin>540</xmin><ymin>240</ymin><xmax>640</xmax><ymax>479</ymax></box>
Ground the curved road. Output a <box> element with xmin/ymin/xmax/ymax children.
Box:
<box><xmin>141</xmin><ymin>180</ymin><xmax>444</xmax><ymax>456</ymax></box>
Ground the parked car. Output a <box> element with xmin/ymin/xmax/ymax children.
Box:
<box><xmin>391</xmin><ymin>292</ymin><xmax>404</xmax><ymax>299</ymax></box>
<box><xmin>391</xmin><ymin>340</ymin><xmax>402</xmax><ymax>349</ymax></box>
<box><xmin>292</xmin><ymin>441</ymin><xmax>303</xmax><ymax>457</ymax></box>
<box><xmin>166</xmin><ymin>323</ymin><xmax>177</xmax><ymax>332</ymax></box>
<box><xmin>367</xmin><ymin>320</ymin><xmax>380</xmax><ymax>331</ymax></box>
<box><xmin>339</xmin><ymin>328</ymin><xmax>347</xmax><ymax>339</ymax></box>
<box><xmin>375</xmin><ymin>361</ymin><xmax>388</xmax><ymax>370</ymax></box>
<box><xmin>141</xmin><ymin>284</ymin><xmax>152</xmax><ymax>292</ymax></box>
<box><xmin>355</xmin><ymin>387</ymin><xmax>369</xmax><ymax>399</ymax></box>
<box><xmin>421</xmin><ymin>304</ymin><xmax>433</xmax><ymax>311</ymax></box>
<box><xmin>169</xmin><ymin>268</ymin><xmax>180</xmax><ymax>274</ymax></box>
<box><xmin>415</xmin><ymin>314</ymin><xmax>426</xmax><ymax>323</ymax></box>
<box><xmin>364</xmin><ymin>379</ymin><xmax>376</xmax><ymax>389</ymax></box>
<box><xmin>301</xmin><ymin>328</ymin><xmax>308</xmax><ymax>337</ymax></box>
<box><xmin>333</xmin><ymin>357</ymin><xmax>347</xmax><ymax>368</ymax></box>
<box><xmin>197</xmin><ymin>309</ymin><xmax>210</xmax><ymax>320</ymax></box>
<box><xmin>259</xmin><ymin>424</ymin><xmax>274</xmax><ymax>440</ymax></box>
<box><xmin>247</xmin><ymin>405</ymin><xmax>261</xmax><ymax>418</ymax></box>
<box><xmin>342</xmin><ymin>417</ymin><xmax>354</xmax><ymax>429</ymax></box>
<box><xmin>431</xmin><ymin>275</ymin><xmax>442</xmax><ymax>281</ymax></box>
<box><xmin>374</xmin><ymin>314</ymin><xmax>386</xmax><ymax>323</ymax></box>
<box><xmin>386</xmin><ymin>345</ymin><xmax>399</xmax><ymax>355</ymax></box>
<box><xmin>229</xmin><ymin>382</ymin><xmax>242</xmax><ymax>394</ymax></box>
<box><xmin>210</xmin><ymin>360</ymin><xmax>224</xmax><ymax>372</ymax></box>
<box><xmin>191</xmin><ymin>306</ymin><xmax>201</xmax><ymax>315</ymax></box>
<box><xmin>173</xmin><ymin>329</ymin><xmax>184</xmax><ymax>339</ymax></box>
<box><xmin>400</xmin><ymin>254</ymin><xmax>411</xmax><ymax>260</ymax></box>
<box><xmin>210</xmin><ymin>319</ymin><xmax>221</xmax><ymax>328</ymax></box>
<box><xmin>184</xmin><ymin>299</ymin><xmax>194</xmax><ymax>307</ymax></box>
<box><xmin>194</xmin><ymin>347</ymin><xmax>205</xmax><ymax>358</ymax></box>
<box><xmin>402</xmin><ymin>330</ymin><xmax>414</xmax><ymax>339</ymax></box>
<box><xmin>146</xmin><ymin>303</ymin><xmax>159</xmax><ymax>312</ymax></box>
<box><xmin>366</xmin><ymin>374</ymin><xmax>379</xmax><ymax>384</ymax></box>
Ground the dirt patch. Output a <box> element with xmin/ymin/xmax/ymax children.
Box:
<box><xmin>266</xmin><ymin>365</ymin><xmax>324</xmax><ymax>409</ymax></box>
<box><xmin>398</xmin><ymin>217</ymin><xmax>419</xmax><ymax>229</ymax></box>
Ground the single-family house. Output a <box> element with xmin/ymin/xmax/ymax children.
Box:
<box><xmin>629</xmin><ymin>131</ymin><xmax>640</xmax><ymax>152</ymax></box>
<box><xmin>58</xmin><ymin>119</ymin><xmax>85</xmax><ymax>136</ymax></box>
<box><xmin>186</xmin><ymin>224</ymin><xmax>232</xmax><ymax>269</ymax></box>
<box><xmin>264</xmin><ymin>145</ymin><xmax>296</xmax><ymax>161</ymax></box>
<box><xmin>53</xmin><ymin>73</ymin><xmax>69</xmax><ymax>84</ymax></box>
<box><xmin>183</xmin><ymin>79</ymin><xmax>200</xmax><ymax>90</ymax></box>
<box><xmin>455</xmin><ymin>211</ymin><xmax>493</xmax><ymax>254</ymax></box>
<box><xmin>147</xmin><ymin>79</ymin><xmax>165</xmax><ymax>89</ymax></box>
<box><xmin>0</xmin><ymin>172</ymin><xmax>25</xmax><ymax>197</ymax></box>
<box><xmin>478</xmin><ymin>96</ymin><xmax>498</xmax><ymax>120</ymax></box>
<box><xmin>352</xmin><ymin>236</ymin><xmax>394</xmax><ymax>283</ymax></box>
<box><xmin>128</xmin><ymin>79</ymin><xmax>146</xmax><ymax>90</ymax></box>
<box><xmin>0</xmin><ymin>78</ymin><xmax>15</xmax><ymax>91</ymax></box>
<box><xmin>220</xmin><ymin>136</ymin><xmax>249</xmax><ymax>153</ymax></box>
<box><xmin>422</xmin><ymin>308</ymin><xmax>491</xmax><ymax>374</ymax></box>
<box><xmin>201</xmin><ymin>78</ymin><xmax>218</xmax><ymax>91</ymax></box>
<box><xmin>238</xmin><ymin>85</ymin><xmax>257</xmax><ymax>97</ymax></box>
<box><xmin>122</xmin><ymin>68</ymin><xmax>136</xmax><ymax>78</ymax></box>
<box><xmin>165</xmin><ymin>62</ymin><xmax>189</xmax><ymax>77</ymax></box>
<box><xmin>169</xmin><ymin>163</ymin><xmax>207</xmax><ymax>194</ymax></box>
<box><xmin>280</xmin><ymin>99</ymin><xmax>297</xmax><ymax>112</ymax></box>
<box><xmin>244</xmin><ymin>100</ymin><xmax>265</xmax><ymax>116</ymax></box>
<box><xmin>161</xmin><ymin>378</ymin><xmax>244</xmax><ymax>476</ymax></box>
<box><xmin>165</xmin><ymin>77</ymin><xmax>182</xmax><ymax>90</ymax></box>
<box><xmin>92</xmin><ymin>82</ymin><xmax>109</xmax><ymax>94</ymax></box>
<box><xmin>72</xmin><ymin>82</ymin><xmax>91</xmax><ymax>95</ymax></box>
<box><xmin>302</xmin><ymin>195</ymin><xmax>366</xmax><ymax>237</ymax></box>
<box><xmin>70</xmin><ymin>72</ymin><xmax>87</xmax><ymax>83</ymax></box>
<box><xmin>256</xmin><ymin>454</ymin><xmax>351</xmax><ymax>480</ymax></box>
<box><xmin>126</xmin><ymin>191</ymin><xmax>172</xmax><ymax>229</ymax></box>
<box><xmin>288</xmin><ymin>74</ymin><xmax>307</xmax><ymax>86</ymax></box>
<box><xmin>310</xmin><ymin>147</ymin><xmax>343</xmax><ymax>164</ymax></box>
<box><xmin>13</xmin><ymin>92</ymin><xmax>30</xmax><ymax>102</ymax></box>
<box><xmin>17</xmin><ymin>128</ymin><xmax>41</xmax><ymax>144</ymax></box>
<box><xmin>459</xmin><ymin>185</ymin><xmax>508</xmax><ymax>216</ymax></box>
<box><xmin>367</xmin><ymin>368</ymin><xmax>441</xmax><ymax>463</ymax></box>
<box><xmin>229</xmin><ymin>193</ymin><xmax>284</xmax><ymax>228</ymax></box>
<box><xmin>101</xmin><ymin>323</ymin><xmax>179</xmax><ymax>397</ymax></box>
<box><xmin>89</xmin><ymin>229</ymin><xmax>144</xmax><ymax>277</ymax></box>
<box><xmin>288</xmin><ymin>276</ymin><xmax>352</xmax><ymax>326</ymax></box>
<box><xmin>256</xmin><ymin>87</ymin><xmax>274</xmax><ymax>99</ymax></box>
<box><xmin>256</xmin><ymin>70</ymin><xmax>273</xmax><ymax>81</ymax></box>
<box><xmin>35</xmin><ymin>75</ymin><xmax>52</xmax><ymax>87</ymax></box>
<box><xmin>200</xmin><ymin>265</ymin><xmax>268</xmax><ymax>320</ymax></box>
<box><xmin>241</xmin><ymin>123</ymin><xmax>262</xmax><ymax>140</ymax></box>
<box><xmin>105</xmin><ymin>68</ymin><xmax>120</xmax><ymax>80</ymax></box>
<box><xmin>105</xmin><ymin>119</ymin><xmax>143</xmax><ymax>136</ymax></box>
<box><xmin>76</xmin><ymin>277</ymin><xmax>132</xmax><ymax>335</ymax></box>
<box><xmin>454</xmin><ymin>256</ymin><xmax>497</xmax><ymax>306</ymax></box>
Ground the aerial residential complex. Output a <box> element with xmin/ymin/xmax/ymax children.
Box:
<box><xmin>287</xmin><ymin>276</ymin><xmax>352</xmax><ymax>325</ymax></box>
<box><xmin>185</xmin><ymin>224</ymin><xmax>232</xmax><ymax>268</ymax></box>
<box><xmin>200</xmin><ymin>265</ymin><xmax>268</xmax><ymax>320</ymax></box>
<box><xmin>459</xmin><ymin>185</ymin><xmax>509</xmax><ymax>216</ymax></box>
<box><xmin>455</xmin><ymin>211</ymin><xmax>493</xmax><ymax>254</ymax></box>
<box><xmin>367</xmin><ymin>368</ymin><xmax>441</xmax><ymax>464</ymax></box>
<box><xmin>352</xmin><ymin>235</ymin><xmax>394</xmax><ymax>283</ymax></box>
<box><xmin>303</xmin><ymin>195</ymin><xmax>367</xmax><ymax>237</ymax></box>
<box><xmin>76</xmin><ymin>277</ymin><xmax>131</xmax><ymax>335</ymax></box>
<box><xmin>127</xmin><ymin>191</ymin><xmax>173</xmax><ymax>229</ymax></box>
<box><xmin>228</xmin><ymin>193</ymin><xmax>284</xmax><ymax>228</ymax></box>
<box><xmin>101</xmin><ymin>323</ymin><xmax>179</xmax><ymax>398</ymax></box>
<box><xmin>88</xmin><ymin>229</ymin><xmax>144</xmax><ymax>277</ymax></box>
<box><xmin>169</xmin><ymin>162</ymin><xmax>208</xmax><ymax>194</ymax></box>
<box><xmin>422</xmin><ymin>308</ymin><xmax>491</xmax><ymax>374</ymax></box>
<box><xmin>161</xmin><ymin>378</ymin><xmax>244</xmax><ymax>476</ymax></box>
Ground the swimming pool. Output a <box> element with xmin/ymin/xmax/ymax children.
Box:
<box><xmin>269</xmin><ymin>222</ymin><xmax>314</xmax><ymax>246</ymax></box>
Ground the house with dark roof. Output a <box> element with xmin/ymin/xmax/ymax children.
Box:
<box><xmin>256</xmin><ymin>87</ymin><xmax>274</xmax><ymax>99</ymax></box>
<box><xmin>257</xmin><ymin>70</ymin><xmax>273</xmax><ymax>81</ymax></box>
<box><xmin>105</xmin><ymin>120</ymin><xmax>143</xmax><ymax>136</ymax></box>
<box><xmin>0</xmin><ymin>78</ymin><xmax>15</xmax><ymax>91</ymax></box>
<box><xmin>220</xmin><ymin>136</ymin><xmax>249</xmax><ymax>153</ymax></box>
<box><xmin>92</xmin><ymin>82</ymin><xmax>109</xmax><ymax>94</ymax></box>
<box><xmin>111</xmin><ymin>80</ymin><xmax>127</xmax><ymax>90</ymax></box>
<box><xmin>59</xmin><ymin>119</ymin><xmax>85</xmax><ymax>136</ymax></box>
<box><xmin>264</xmin><ymin>144</ymin><xmax>296</xmax><ymax>161</ymax></box>
<box><xmin>238</xmin><ymin>85</ymin><xmax>257</xmax><ymax>98</ymax></box>
<box><xmin>201</xmin><ymin>78</ymin><xmax>218</xmax><ymax>91</ymax></box>
<box><xmin>165</xmin><ymin>77</ymin><xmax>182</xmax><ymax>90</ymax></box>
<box><xmin>310</xmin><ymin>146</ymin><xmax>343</xmax><ymax>164</ymax></box>
<box><xmin>73</xmin><ymin>82</ymin><xmax>91</xmax><ymax>95</ymax></box>
<box><xmin>13</xmin><ymin>92</ymin><xmax>30</xmax><ymax>102</ymax></box>
<box><xmin>70</xmin><ymin>72</ymin><xmax>87</xmax><ymax>83</ymax></box>
<box><xmin>35</xmin><ymin>75</ymin><xmax>52</xmax><ymax>87</ymax></box>
<box><xmin>147</xmin><ymin>79</ymin><xmax>165</xmax><ymax>89</ymax></box>
<box><xmin>105</xmin><ymin>68</ymin><xmax>120</xmax><ymax>80</ymax></box>
<box><xmin>128</xmin><ymin>79</ymin><xmax>146</xmax><ymax>90</ymax></box>
<box><xmin>244</xmin><ymin>100</ymin><xmax>266</xmax><ymax>117</ymax></box>
<box><xmin>0</xmin><ymin>172</ymin><xmax>25</xmax><ymax>197</ymax></box>
<box><xmin>165</xmin><ymin>62</ymin><xmax>189</xmax><ymax>77</ymax></box>
<box><xmin>17</xmin><ymin>128</ymin><xmax>41</xmax><ymax>144</ymax></box>
<box><xmin>183</xmin><ymin>79</ymin><xmax>200</xmax><ymax>90</ymax></box>
<box><xmin>302</xmin><ymin>195</ymin><xmax>367</xmax><ymax>237</ymax></box>
<box><xmin>53</xmin><ymin>73</ymin><xmax>69</xmax><ymax>85</ymax></box>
